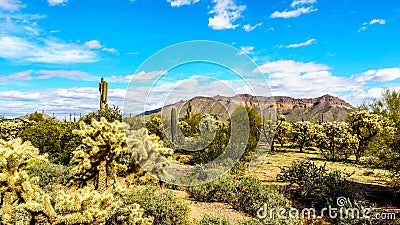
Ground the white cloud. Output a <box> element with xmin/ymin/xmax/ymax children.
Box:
<box><xmin>36</xmin><ymin>70</ymin><xmax>97</xmax><ymax>81</ymax></box>
<box><xmin>242</xmin><ymin>22</ymin><xmax>262</xmax><ymax>32</ymax></box>
<box><xmin>0</xmin><ymin>87</ymin><xmax>126</xmax><ymax>119</ymax></box>
<box><xmin>0</xmin><ymin>36</ymin><xmax>98</xmax><ymax>63</ymax></box>
<box><xmin>355</xmin><ymin>68</ymin><xmax>400</xmax><ymax>83</ymax></box>
<box><xmin>358</xmin><ymin>26</ymin><xmax>367</xmax><ymax>32</ymax></box>
<box><xmin>256</xmin><ymin>60</ymin><xmax>330</xmax><ymax>74</ymax></box>
<box><xmin>370</xmin><ymin>19</ymin><xmax>386</xmax><ymax>25</ymax></box>
<box><xmin>0</xmin><ymin>70</ymin><xmax>33</xmax><ymax>82</ymax></box>
<box><xmin>343</xmin><ymin>87</ymin><xmax>398</xmax><ymax>106</ymax></box>
<box><xmin>0</xmin><ymin>0</ymin><xmax>25</xmax><ymax>11</ymax></box>
<box><xmin>358</xmin><ymin>18</ymin><xmax>386</xmax><ymax>32</ymax></box>
<box><xmin>237</xmin><ymin>46</ymin><xmax>255</xmax><ymax>56</ymax></box>
<box><xmin>0</xmin><ymin>70</ymin><xmax>97</xmax><ymax>83</ymax></box>
<box><xmin>47</xmin><ymin>0</ymin><xmax>68</xmax><ymax>6</ymax></box>
<box><xmin>208</xmin><ymin>0</ymin><xmax>246</xmax><ymax>30</ymax></box>
<box><xmin>290</xmin><ymin>0</ymin><xmax>316</xmax><ymax>8</ymax></box>
<box><xmin>167</xmin><ymin>0</ymin><xmax>199</xmax><ymax>7</ymax></box>
<box><xmin>271</xmin><ymin>0</ymin><xmax>317</xmax><ymax>19</ymax></box>
<box><xmin>285</xmin><ymin>38</ymin><xmax>316</xmax><ymax>48</ymax></box>
<box><xmin>253</xmin><ymin>60</ymin><xmax>360</xmax><ymax>98</ymax></box>
<box><xmin>110</xmin><ymin>70</ymin><xmax>167</xmax><ymax>82</ymax></box>
<box><xmin>102</xmin><ymin>47</ymin><xmax>117</xmax><ymax>53</ymax></box>
<box><xmin>84</xmin><ymin>40</ymin><xmax>102</xmax><ymax>49</ymax></box>
<box><xmin>0</xmin><ymin>10</ymin><xmax>115</xmax><ymax>63</ymax></box>
<box><xmin>84</xmin><ymin>40</ymin><xmax>117</xmax><ymax>53</ymax></box>
<box><xmin>270</xmin><ymin>6</ymin><xmax>317</xmax><ymax>18</ymax></box>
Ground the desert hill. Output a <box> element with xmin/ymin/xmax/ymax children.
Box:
<box><xmin>143</xmin><ymin>94</ymin><xmax>355</xmax><ymax>122</ymax></box>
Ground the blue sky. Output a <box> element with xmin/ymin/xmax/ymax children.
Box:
<box><xmin>0</xmin><ymin>0</ymin><xmax>400</xmax><ymax>118</ymax></box>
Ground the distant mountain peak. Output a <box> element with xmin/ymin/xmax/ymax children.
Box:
<box><xmin>144</xmin><ymin>94</ymin><xmax>355</xmax><ymax>122</ymax></box>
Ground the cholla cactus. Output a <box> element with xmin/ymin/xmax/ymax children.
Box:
<box><xmin>0</xmin><ymin>138</ymin><xmax>51</xmax><ymax>224</ymax></box>
<box><xmin>126</xmin><ymin>128</ymin><xmax>174</xmax><ymax>182</ymax></box>
<box><xmin>53</xmin><ymin>185</ymin><xmax>152</xmax><ymax>225</ymax></box>
<box><xmin>0</xmin><ymin>138</ymin><xmax>152</xmax><ymax>225</ymax></box>
<box><xmin>0</xmin><ymin>119</ymin><xmax>31</xmax><ymax>141</ymax></box>
<box><xmin>70</xmin><ymin>117</ymin><xmax>130</xmax><ymax>192</ymax></box>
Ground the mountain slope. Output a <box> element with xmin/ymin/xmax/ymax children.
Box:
<box><xmin>145</xmin><ymin>94</ymin><xmax>355</xmax><ymax>122</ymax></box>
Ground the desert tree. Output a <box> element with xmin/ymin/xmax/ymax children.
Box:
<box><xmin>291</xmin><ymin>121</ymin><xmax>316</xmax><ymax>152</ymax></box>
<box><xmin>347</xmin><ymin>110</ymin><xmax>390</xmax><ymax>164</ymax></box>
<box><xmin>314</xmin><ymin>122</ymin><xmax>353</xmax><ymax>161</ymax></box>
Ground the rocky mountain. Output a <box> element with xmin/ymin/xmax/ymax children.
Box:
<box><xmin>144</xmin><ymin>94</ymin><xmax>355</xmax><ymax>122</ymax></box>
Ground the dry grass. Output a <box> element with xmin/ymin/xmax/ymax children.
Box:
<box><xmin>249</xmin><ymin>148</ymin><xmax>391</xmax><ymax>187</ymax></box>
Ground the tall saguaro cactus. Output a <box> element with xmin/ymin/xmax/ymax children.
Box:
<box><xmin>171</xmin><ymin>107</ymin><xmax>177</xmax><ymax>143</ymax></box>
<box><xmin>99</xmin><ymin>77</ymin><xmax>108</xmax><ymax>110</ymax></box>
<box><xmin>185</xmin><ymin>102</ymin><xmax>192</xmax><ymax>120</ymax></box>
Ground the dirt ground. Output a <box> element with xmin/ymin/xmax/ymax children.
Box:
<box><xmin>178</xmin><ymin>148</ymin><xmax>399</xmax><ymax>224</ymax></box>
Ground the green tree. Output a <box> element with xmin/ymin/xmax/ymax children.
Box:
<box><xmin>314</xmin><ymin>122</ymin><xmax>353</xmax><ymax>161</ymax></box>
<box><xmin>275</xmin><ymin>115</ymin><xmax>292</xmax><ymax>148</ymax></box>
<box><xmin>347</xmin><ymin>110</ymin><xmax>390</xmax><ymax>164</ymax></box>
<box><xmin>367</xmin><ymin>89</ymin><xmax>400</xmax><ymax>167</ymax></box>
<box><xmin>291</xmin><ymin>121</ymin><xmax>316</xmax><ymax>152</ymax></box>
<box><xmin>242</xmin><ymin>105</ymin><xmax>261</xmax><ymax>162</ymax></box>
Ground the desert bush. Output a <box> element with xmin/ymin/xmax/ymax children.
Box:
<box><xmin>18</xmin><ymin>118</ymin><xmax>81</xmax><ymax>165</ymax></box>
<box><xmin>0</xmin><ymin>119</ymin><xmax>32</xmax><ymax>141</ymax></box>
<box><xmin>189</xmin><ymin>115</ymin><xmax>231</xmax><ymax>164</ymax></box>
<box><xmin>182</xmin><ymin>112</ymin><xmax>203</xmax><ymax>137</ymax></box>
<box><xmin>146</xmin><ymin>115</ymin><xmax>167</xmax><ymax>142</ymax></box>
<box><xmin>196</xmin><ymin>215</ymin><xmax>233</xmax><ymax>225</ymax></box>
<box><xmin>80</xmin><ymin>105</ymin><xmax>123</xmax><ymax>124</ymax></box>
<box><xmin>237</xmin><ymin>218</ymin><xmax>263</xmax><ymax>225</ymax></box>
<box><xmin>187</xmin><ymin>175</ymin><xmax>236</xmax><ymax>203</ymax></box>
<box><xmin>125</xmin><ymin>185</ymin><xmax>190</xmax><ymax>225</ymax></box>
<box><xmin>27</xmin><ymin>162</ymin><xmax>69</xmax><ymax>191</ymax></box>
<box><xmin>188</xmin><ymin>174</ymin><xmax>299</xmax><ymax>222</ymax></box>
<box><xmin>277</xmin><ymin>160</ymin><xmax>352</xmax><ymax>208</ymax></box>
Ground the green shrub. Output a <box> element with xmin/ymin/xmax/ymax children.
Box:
<box><xmin>18</xmin><ymin>118</ymin><xmax>82</xmax><ymax>165</ymax></box>
<box><xmin>188</xmin><ymin>175</ymin><xmax>236</xmax><ymax>203</ymax></box>
<box><xmin>196</xmin><ymin>215</ymin><xmax>233</xmax><ymax>225</ymax></box>
<box><xmin>125</xmin><ymin>185</ymin><xmax>190</xmax><ymax>225</ymax></box>
<box><xmin>80</xmin><ymin>105</ymin><xmax>123</xmax><ymax>123</ymax></box>
<box><xmin>237</xmin><ymin>218</ymin><xmax>263</xmax><ymax>225</ymax></box>
<box><xmin>277</xmin><ymin>160</ymin><xmax>352</xmax><ymax>208</ymax></box>
<box><xmin>188</xmin><ymin>175</ymin><xmax>298</xmax><ymax>221</ymax></box>
<box><xmin>26</xmin><ymin>162</ymin><xmax>69</xmax><ymax>191</ymax></box>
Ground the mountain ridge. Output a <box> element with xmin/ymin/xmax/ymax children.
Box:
<box><xmin>143</xmin><ymin>94</ymin><xmax>355</xmax><ymax>122</ymax></box>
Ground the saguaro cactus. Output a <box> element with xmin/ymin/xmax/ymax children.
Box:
<box><xmin>171</xmin><ymin>107</ymin><xmax>177</xmax><ymax>143</ymax></box>
<box><xmin>185</xmin><ymin>102</ymin><xmax>192</xmax><ymax>119</ymax></box>
<box><xmin>99</xmin><ymin>77</ymin><xmax>108</xmax><ymax>110</ymax></box>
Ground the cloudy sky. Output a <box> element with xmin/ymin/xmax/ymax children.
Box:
<box><xmin>0</xmin><ymin>0</ymin><xmax>399</xmax><ymax>118</ymax></box>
